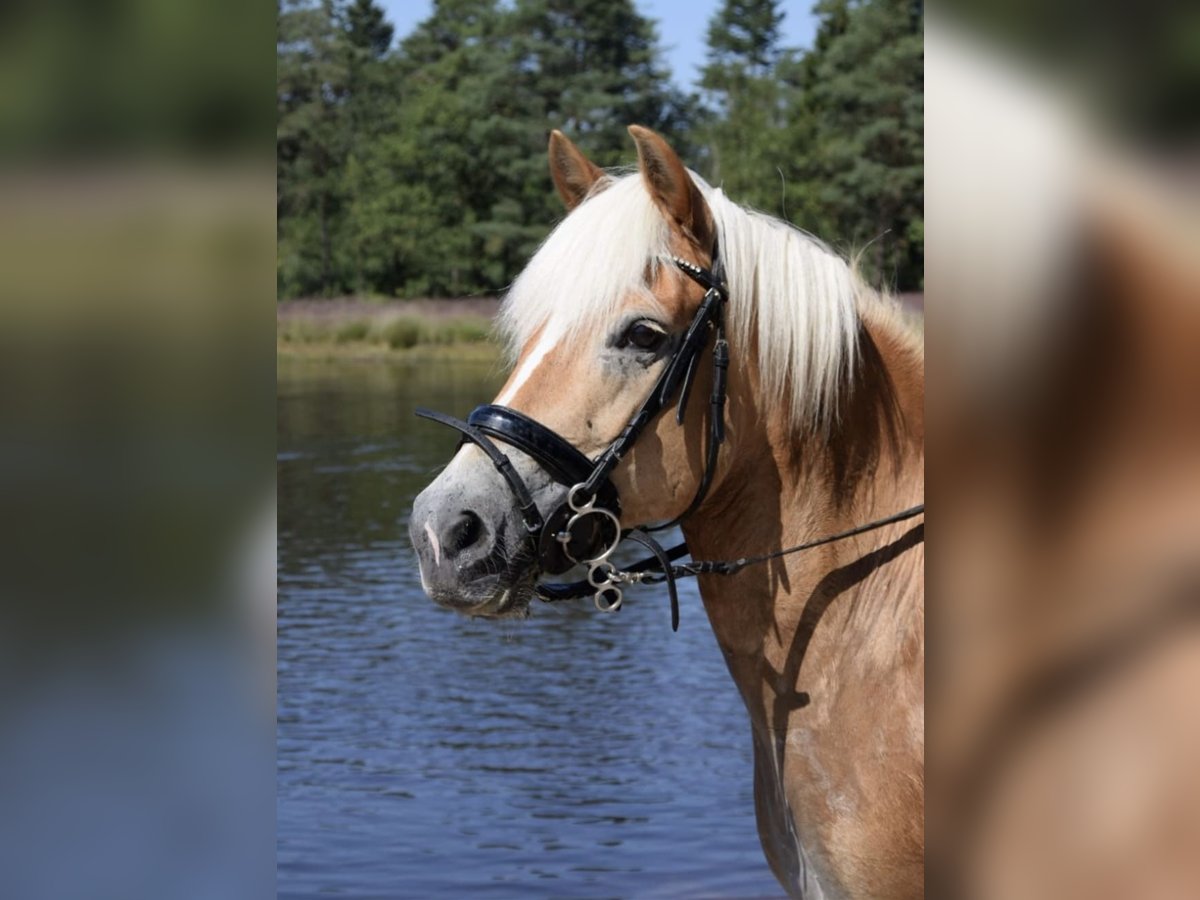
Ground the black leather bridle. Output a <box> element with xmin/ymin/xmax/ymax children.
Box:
<box><xmin>416</xmin><ymin>248</ymin><xmax>923</xmax><ymax>630</ymax></box>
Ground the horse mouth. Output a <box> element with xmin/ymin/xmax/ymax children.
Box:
<box><xmin>468</xmin><ymin>579</ymin><xmax>539</xmax><ymax>619</ymax></box>
<box><xmin>433</xmin><ymin>537</ymin><xmax>540</xmax><ymax>620</ymax></box>
<box><xmin>429</xmin><ymin>576</ymin><xmax>537</xmax><ymax>620</ymax></box>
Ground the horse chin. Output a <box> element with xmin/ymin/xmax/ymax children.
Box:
<box><xmin>476</xmin><ymin>582</ymin><xmax>537</xmax><ymax>620</ymax></box>
<box><xmin>431</xmin><ymin>572</ymin><xmax>539</xmax><ymax>621</ymax></box>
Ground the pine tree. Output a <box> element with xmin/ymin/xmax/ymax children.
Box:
<box><xmin>349</xmin><ymin>0</ymin><xmax>692</xmax><ymax>297</ymax></box>
<box><xmin>802</xmin><ymin>0</ymin><xmax>923</xmax><ymax>290</ymax></box>
<box><xmin>352</xmin><ymin>0</ymin><xmax>529</xmax><ymax>296</ymax></box>
<box><xmin>277</xmin><ymin>0</ymin><xmax>354</xmax><ymax>297</ymax></box>
<box><xmin>698</xmin><ymin>0</ymin><xmax>788</xmax><ymax>212</ymax></box>
<box><xmin>345</xmin><ymin>0</ymin><xmax>392</xmax><ymax>56</ymax></box>
<box><xmin>511</xmin><ymin>0</ymin><xmax>694</xmax><ymax>168</ymax></box>
<box><xmin>706</xmin><ymin>0</ymin><xmax>784</xmax><ymax>75</ymax></box>
<box><xmin>277</xmin><ymin>0</ymin><xmax>403</xmax><ymax>297</ymax></box>
<box><xmin>274</xmin><ymin>0</ymin><xmax>922</xmax><ymax>300</ymax></box>
<box><xmin>341</xmin><ymin>0</ymin><xmax>397</xmax><ymax>293</ymax></box>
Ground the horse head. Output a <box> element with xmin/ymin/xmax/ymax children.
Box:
<box><xmin>410</xmin><ymin>127</ymin><xmax>726</xmax><ymax>618</ymax></box>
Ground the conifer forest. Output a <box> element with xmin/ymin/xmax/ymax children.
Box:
<box><xmin>277</xmin><ymin>0</ymin><xmax>922</xmax><ymax>300</ymax></box>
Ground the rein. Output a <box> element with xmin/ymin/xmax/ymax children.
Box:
<box><xmin>535</xmin><ymin>504</ymin><xmax>926</xmax><ymax>632</ymax></box>
<box><xmin>416</xmin><ymin>249</ymin><xmax>924</xmax><ymax>631</ymax></box>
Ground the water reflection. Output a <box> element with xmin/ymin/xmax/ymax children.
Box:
<box><xmin>277</xmin><ymin>356</ymin><xmax>782</xmax><ymax>898</ymax></box>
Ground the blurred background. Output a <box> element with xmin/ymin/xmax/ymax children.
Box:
<box><xmin>0</xmin><ymin>1</ymin><xmax>274</xmax><ymax>898</ymax></box>
<box><xmin>925</xmin><ymin>4</ymin><xmax>1200</xmax><ymax>898</ymax></box>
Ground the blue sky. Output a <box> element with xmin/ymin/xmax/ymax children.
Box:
<box><xmin>377</xmin><ymin>0</ymin><xmax>818</xmax><ymax>91</ymax></box>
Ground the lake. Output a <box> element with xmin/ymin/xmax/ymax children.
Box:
<box><xmin>277</xmin><ymin>355</ymin><xmax>783</xmax><ymax>899</ymax></box>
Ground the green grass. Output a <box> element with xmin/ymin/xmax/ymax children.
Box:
<box><xmin>278</xmin><ymin>339</ymin><xmax>500</xmax><ymax>364</ymax></box>
<box><xmin>333</xmin><ymin>319</ymin><xmax>371</xmax><ymax>343</ymax></box>
<box><xmin>278</xmin><ymin>311</ymin><xmax>495</xmax><ymax>354</ymax></box>
<box><xmin>276</xmin><ymin>307</ymin><xmax>496</xmax><ymax>362</ymax></box>
<box><xmin>278</xmin><ymin>317</ymin><xmax>328</xmax><ymax>344</ymax></box>
<box><xmin>375</xmin><ymin>315</ymin><xmax>422</xmax><ymax>348</ymax></box>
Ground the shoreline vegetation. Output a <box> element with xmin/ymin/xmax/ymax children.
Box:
<box><xmin>277</xmin><ymin>298</ymin><xmax>502</xmax><ymax>361</ymax></box>
<box><xmin>278</xmin><ymin>294</ymin><xmax>923</xmax><ymax>361</ymax></box>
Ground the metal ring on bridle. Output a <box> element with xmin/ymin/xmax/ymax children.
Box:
<box><xmin>593</xmin><ymin>584</ymin><xmax>623</xmax><ymax>613</ymax></box>
<box><xmin>587</xmin><ymin>561</ymin><xmax>617</xmax><ymax>589</ymax></box>
<box><xmin>567</xmin><ymin>483</ymin><xmax>594</xmax><ymax>512</ymax></box>
<box><xmin>557</xmin><ymin>506</ymin><xmax>623</xmax><ymax>566</ymax></box>
<box><xmin>555</xmin><ymin>481</ymin><xmax>623</xmax><ymax>567</ymax></box>
<box><xmin>587</xmin><ymin>562</ymin><xmax>624</xmax><ymax>613</ymax></box>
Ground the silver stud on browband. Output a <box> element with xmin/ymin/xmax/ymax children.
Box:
<box><xmin>669</xmin><ymin>255</ymin><xmax>704</xmax><ymax>277</ymax></box>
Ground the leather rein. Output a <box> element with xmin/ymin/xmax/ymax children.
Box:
<box><xmin>416</xmin><ymin>249</ymin><xmax>924</xmax><ymax>630</ymax></box>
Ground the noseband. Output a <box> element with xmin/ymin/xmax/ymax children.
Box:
<box><xmin>417</xmin><ymin>248</ymin><xmax>923</xmax><ymax>630</ymax></box>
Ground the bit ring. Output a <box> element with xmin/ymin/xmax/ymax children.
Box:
<box><xmin>594</xmin><ymin>585</ymin><xmax>623</xmax><ymax>613</ymax></box>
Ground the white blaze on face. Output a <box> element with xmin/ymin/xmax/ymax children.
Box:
<box><xmin>495</xmin><ymin>323</ymin><xmax>564</xmax><ymax>407</ymax></box>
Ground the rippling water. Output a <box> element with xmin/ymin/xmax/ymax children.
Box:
<box><xmin>278</xmin><ymin>356</ymin><xmax>782</xmax><ymax>899</ymax></box>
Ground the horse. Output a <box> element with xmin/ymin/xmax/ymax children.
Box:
<box><xmin>410</xmin><ymin>126</ymin><xmax>924</xmax><ymax>899</ymax></box>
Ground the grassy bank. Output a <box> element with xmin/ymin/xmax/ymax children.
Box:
<box><xmin>278</xmin><ymin>294</ymin><xmax>924</xmax><ymax>360</ymax></box>
<box><xmin>278</xmin><ymin>298</ymin><xmax>501</xmax><ymax>360</ymax></box>
<box><xmin>279</xmin><ymin>312</ymin><xmax>493</xmax><ymax>349</ymax></box>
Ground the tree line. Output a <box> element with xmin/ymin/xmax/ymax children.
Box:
<box><xmin>277</xmin><ymin>0</ymin><xmax>922</xmax><ymax>300</ymax></box>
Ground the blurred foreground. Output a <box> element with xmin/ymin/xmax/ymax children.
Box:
<box><xmin>0</xmin><ymin>163</ymin><xmax>276</xmax><ymax>896</ymax></box>
<box><xmin>927</xmin><ymin>9</ymin><xmax>1200</xmax><ymax>898</ymax></box>
<box><xmin>0</xmin><ymin>2</ymin><xmax>273</xmax><ymax>898</ymax></box>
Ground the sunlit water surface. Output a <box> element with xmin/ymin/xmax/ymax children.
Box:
<box><xmin>278</xmin><ymin>356</ymin><xmax>782</xmax><ymax>899</ymax></box>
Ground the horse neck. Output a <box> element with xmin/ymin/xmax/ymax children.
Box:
<box><xmin>682</xmin><ymin>307</ymin><xmax>925</xmax><ymax>685</ymax></box>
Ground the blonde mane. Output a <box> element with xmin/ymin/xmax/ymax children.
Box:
<box><xmin>498</xmin><ymin>170</ymin><xmax>868</xmax><ymax>433</ymax></box>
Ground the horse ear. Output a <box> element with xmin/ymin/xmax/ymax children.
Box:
<box><xmin>628</xmin><ymin>125</ymin><xmax>714</xmax><ymax>250</ymax></box>
<box><xmin>548</xmin><ymin>130</ymin><xmax>605</xmax><ymax>211</ymax></box>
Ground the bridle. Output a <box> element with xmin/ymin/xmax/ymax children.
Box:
<box><xmin>416</xmin><ymin>246</ymin><xmax>923</xmax><ymax>630</ymax></box>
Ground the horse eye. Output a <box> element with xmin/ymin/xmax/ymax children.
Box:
<box><xmin>620</xmin><ymin>321</ymin><xmax>666</xmax><ymax>352</ymax></box>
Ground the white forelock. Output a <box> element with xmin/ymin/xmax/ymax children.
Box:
<box><xmin>498</xmin><ymin>172</ymin><xmax>671</xmax><ymax>360</ymax></box>
<box><xmin>498</xmin><ymin>169</ymin><xmax>865</xmax><ymax>434</ymax></box>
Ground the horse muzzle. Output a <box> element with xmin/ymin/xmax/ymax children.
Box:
<box><xmin>409</xmin><ymin>485</ymin><xmax>532</xmax><ymax>614</ymax></box>
<box><xmin>408</xmin><ymin>406</ymin><xmax>624</xmax><ymax>615</ymax></box>
<box><xmin>414</xmin><ymin>405</ymin><xmax>622</xmax><ymax>576</ymax></box>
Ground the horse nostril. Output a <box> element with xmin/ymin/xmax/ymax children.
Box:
<box><xmin>447</xmin><ymin>510</ymin><xmax>485</xmax><ymax>556</ymax></box>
